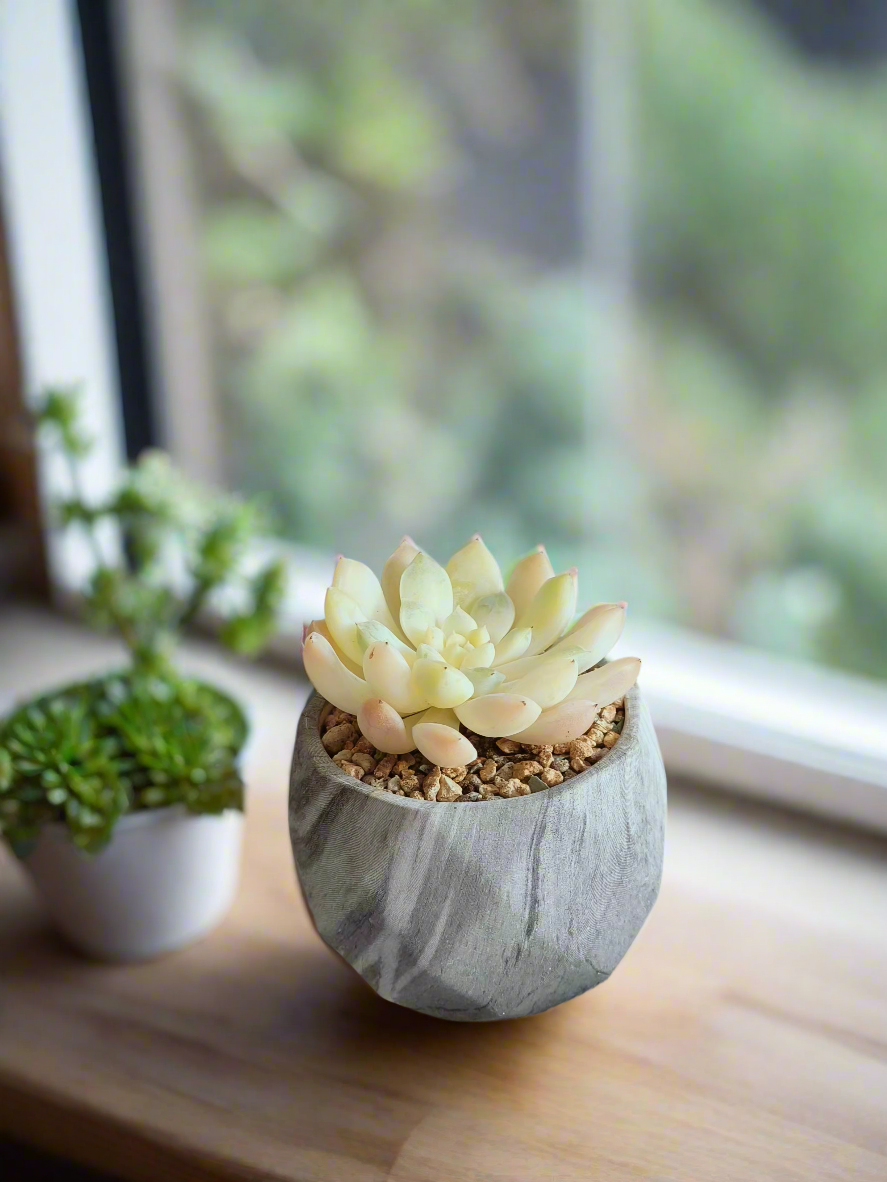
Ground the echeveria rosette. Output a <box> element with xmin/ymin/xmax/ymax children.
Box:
<box><xmin>302</xmin><ymin>536</ymin><xmax>641</xmax><ymax>766</ymax></box>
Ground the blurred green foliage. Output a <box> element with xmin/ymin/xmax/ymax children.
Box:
<box><xmin>179</xmin><ymin>0</ymin><xmax>887</xmax><ymax>680</ymax></box>
<box><xmin>0</xmin><ymin>389</ymin><xmax>280</xmax><ymax>853</ymax></box>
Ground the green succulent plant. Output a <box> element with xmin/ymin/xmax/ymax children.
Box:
<box><xmin>0</xmin><ymin>386</ymin><xmax>282</xmax><ymax>855</ymax></box>
<box><xmin>0</xmin><ymin>691</ymin><xmax>127</xmax><ymax>854</ymax></box>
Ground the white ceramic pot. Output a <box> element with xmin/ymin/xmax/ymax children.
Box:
<box><xmin>23</xmin><ymin>805</ymin><xmax>243</xmax><ymax>962</ymax></box>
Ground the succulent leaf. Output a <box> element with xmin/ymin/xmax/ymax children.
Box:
<box><xmin>415</xmin><ymin>706</ymin><xmax>462</xmax><ymax>728</ymax></box>
<box><xmin>501</xmin><ymin>656</ymin><xmax>579</xmax><ymax>710</ymax></box>
<box><xmin>567</xmin><ymin>657</ymin><xmax>641</xmax><ymax>704</ymax></box>
<box><xmin>356</xmin><ymin>699</ymin><xmax>417</xmax><ymax>755</ymax></box>
<box><xmin>454</xmin><ymin>693</ymin><xmax>541</xmax><ymax>737</ymax></box>
<box><xmin>304</xmin><ymin>618</ymin><xmax>365</xmax><ymax>677</ymax></box>
<box><xmin>355</xmin><ymin>619</ymin><xmax>416</xmax><ymax>664</ymax></box>
<box><xmin>505</xmin><ymin>546</ymin><xmax>554</xmax><ymax>619</ymax></box>
<box><xmin>400</xmin><ymin>552</ymin><xmax>453</xmax><ymax>629</ymax></box>
<box><xmin>508</xmin><ymin>700</ymin><xmax>600</xmax><ymax>745</ymax></box>
<box><xmin>362</xmin><ymin>641</ymin><xmax>428</xmax><ymax>715</ymax></box>
<box><xmin>412</xmin><ymin>658</ymin><xmax>474</xmax><ymax>709</ymax></box>
<box><xmin>333</xmin><ymin>557</ymin><xmax>405</xmax><ymax>640</ymax></box>
<box><xmin>381</xmin><ymin>537</ymin><xmax>420</xmax><ymax>620</ymax></box>
<box><xmin>554</xmin><ymin>602</ymin><xmax>626</xmax><ymax>666</ymax></box>
<box><xmin>324</xmin><ymin>586</ymin><xmax>367</xmax><ymax>665</ymax></box>
<box><xmin>442</xmin><ymin>606</ymin><xmax>476</xmax><ymax>637</ymax></box>
<box><xmin>491</xmin><ymin>626</ymin><xmax>533</xmax><ymax>666</ymax></box>
<box><xmin>411</xmin><ymin>722</ymin><xmax>477</xmax><ymax>768</ymax></box>
<box><xmin>415</xmin><ymin>642</ymin><xmax>445</xmax><ymax>663</ymax></box>
<box><xmin>460</xmin><ymin>641</ymin><xmax>495</xmax><ymax>670</ymax></box>
<box><xmin>303</xmin><ymin>631</ymin><xmax>370</xmax><ymax>715</ymax></box>
<box><xmin>464</xmin><ymin>668</ymin><xmax>506</xmax><ymax>697</ymax></box>
<box><xmin>445</xmin><ymin>535</ymin><xmax>503</xmax><ymax>608</ymax></box>
<box><xmin>399</xmin><ymin>602</ymin><xmax>437</xmax><ymax>649</ymax></box>
<box><xmin>469</xmin><ymin>591</ymin><xmax>515</xmax><ymax>644</ymax></box>
<box><xmin>515</xmin><ymin>570</ymin><xmax>578</xmax><ymax>656</ymax></box>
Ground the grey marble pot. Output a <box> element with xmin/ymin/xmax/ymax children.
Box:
<box><xmin>289</xmin><ymin>689</ymin><xmax>666</xmax><ymax>1022</ymax></box>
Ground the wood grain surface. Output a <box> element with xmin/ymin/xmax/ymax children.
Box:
<box><xmin>290</xmin><ymin>690</ymin><xmax>666</xmax><ymax>1021</ymax></box>
<box><xmin>1</xmin><ymin>776</ymin><xmax>886</xmax><ymax>1182</ymax></box>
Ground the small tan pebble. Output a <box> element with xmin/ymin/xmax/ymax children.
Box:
<box><xmin>497</xmin><ymin>779</ymin><xmax>523</xmax><ymax>799</ymax></box>
<box><xmin>461</xmin><ymin>792</ymin><xmax>484</xmax><ymax>802</ymax></box>
<box><xmin>437</xmin><ymin>775</ymin><xmax>463</xmax><ymax>803</ymax></box>
<box><xmin>400</xmin><ymin>774</ymin><xmax>421</xmax><ymax>793</ymax></box>
<box><xmin>362</xmin><ymin>775</ymin><xmax>382</xmax><ymax>787</ymax></box>
<box><xmin>332</xmin><ymin>748</ymin><xmax>354</xmax><ymax>765</ymax></box>
<box><xmin>570</xmin><ymin>757</ymin><xmax>588</xmax><ymax>774</ymax></box>
<box><xmin>536</xmin><ymin>745</ymin><xmax>554</xmax><ymax>768</ymax></box>
<box><xmin>374</xmin><ymin>754</ymin><xmax>396</xmax><ymax>779</ymax></box>
<box><xmin>479</xmin><ymin>759</ymin><xmax>498</xmax><ymax>783</ymax></box>
<box><xmin>395</xmin><ymin>789</ymin><xmax>405</xmax><ymax>796</ymax></box>
<box><xmin>464</xmin><ymin>773</ymin><xmax>483</xmax><ymax>791</ymax></box>
<box><xmin>442</xmin><ymin>766</ymin><xmax>467</xmax><ymax>783</ymax></box>
<box><xmin>423</xmin><ymin>768</ymin><xmax>442</xmax><ymax>801</ymax></box>
<box><xmin>349</xmin><ymin>752</ymin><xmax>377</xmax><ymax>773</ymax></box>
<box><xmin>353</xmin><ymin>736</ymin><xmax>375</xmax><ymax>755</ymax></box>
<box><xmin>410</xmin><ymin>790</ymin><xmax>424</xmax><ymax>800</ymax></box>
<box><xmin>603</xmin><ymin>731</ymin><xmax>619</xmax><ymax>748</ymax></box>
<box><xmin>570</xmin><ymin>736</ymin><xmax>596</xmax><ymax>762</ymax></box>
<box><xmin>601</xmin><ymin>704</ymin><xmax>617</xmax><ymax>722</ymax></box>
<box><xmin>466</xmin><ymin>758</ymin><xmax>483</xmax><ymax>772</ymax></box>
<box><xmin>552</xmin><ymin>742</ymin><xmax>571</xmax><ymax>755</ymax></box>
<box><xmin>539</xmin><ymin>768</ymin><xmax>564</xmax><ymax>787</ymax></box>
<box><xmin>393</xmin><ymin>758</ymin><xmax>415</xmax><ymax>776</ymax></box>
<box><xmin>496</xmin><ymin>738</ymin><xmax>522</xmax><ymax>754</ymax></box>
<box><xmin>340</xmin><ymin>761</ymin><xmax>365</xmax><ymax>780</ymax></box>
<box><xmin>516</xmin><ymin>782</ymin><xmax>531</xmax><ymax>796</ymax></box>
<box><xmin>512</xmin><ymin>760</ymin><xmax>543</xmax><ymax>781</ymax></box>
<box><xmin>552</xmin><ymin>756</ymin><xmax>570</xmax><ymax>774</ymax></box>
<box><xmin>589</xmin><ymin>727</ymin><xmax>607</xmax><ymax>746</ymax></box>
<box><xmin>322</xmin><ymin>708</ymin><xmax>345</xmax><ymax>730</ymax></box>
<box><xmin>322</xmin><ymin>722</ymin><xmax>356</xmax><ymax>754</ymax></box>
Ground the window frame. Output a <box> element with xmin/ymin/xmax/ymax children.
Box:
<box><xmin>2</xmin><ymin>0</ymin><xmax>887</xmax><ymax>833</ymax></box>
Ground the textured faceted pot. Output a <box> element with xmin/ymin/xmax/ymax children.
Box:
<box><xmin>289</xmin><ymin>689</ymin><xmax>666</xmax><ymax>1022</ymax></box>
<box><xmin>23</xmin><ymin>805</ymin><xmax>243</xmax><ymax>962</ymax></box>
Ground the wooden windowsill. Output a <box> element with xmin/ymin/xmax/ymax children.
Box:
<box><xmin>1</xmin><ymin>605</ymin><xmax>886</xmax><ymax>1181</ymax></box>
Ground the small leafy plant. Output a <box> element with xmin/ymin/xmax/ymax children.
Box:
<box><xmin>0</xmin><ymin>387</ymin><xmax>285</xmax><ymax>854</ymax></box>
<box><xmin>303</xmin><ymin>536</ymin><xmax>640</xmax><ymax>766</ymax></box>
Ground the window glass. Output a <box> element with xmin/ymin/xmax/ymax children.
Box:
<box><xmin>164</xmin><ymin>0</ymin><xmax>887</xmax><ymax>681</ymax></box>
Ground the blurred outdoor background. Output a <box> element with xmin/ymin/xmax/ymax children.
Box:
<box><xmin>158</xmin><ymin>0</ymin><xmax>887</xmax><ymax>682</ymax></box>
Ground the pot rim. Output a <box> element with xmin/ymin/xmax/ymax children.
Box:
<box><xmin>297</xmin><ymin>685</ymin><xmax>642</xmax><ymax>811</ymax></box>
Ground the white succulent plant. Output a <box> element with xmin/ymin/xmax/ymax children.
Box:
<box><xmin>303</xmin><ymin>536</ymin><xmax>640</xmax><ymax>767</ymax></box>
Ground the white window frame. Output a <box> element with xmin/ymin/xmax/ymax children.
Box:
<box><xmin>2</xmin><ymin>0</ymin><xmax>887</xmax><ymax>834</ymax></box>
